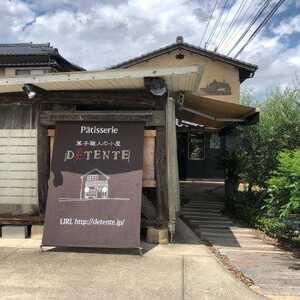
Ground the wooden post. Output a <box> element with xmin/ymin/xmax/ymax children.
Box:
<box><xmin>166</xmin><ymin>97</ymin><xmax>180</xmax><ymax>238</ymax></box>
<box><xmin>155</xmin><ymin>127</ymin><xmax>168</xmax><ymax>225</ymax></box>
<box><xmin>37</xmin><ymin>105</ymin><xmax>49</xmax><ymax>217</ymax></box>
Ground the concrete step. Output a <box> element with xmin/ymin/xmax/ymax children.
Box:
<box><xmin>217</xmin><ymin>246</ymin><xmax>279</xmax><ymax>252</ymax></box>
<box><xmin>200</xmin><ymin>232</ymin><xmax>257</xmax><ymax>239</ymax></box>
<box><xmin>217</xmin><ymin>245</ymin><xmax>278</xmax><ymax>251</ymax></box>
<box><xmin>219</xmin><ymin>248</ymin><xmax>286</xmax><ymax>254</ymax></box>
<box><xmin>187</xmin><ymin>200</ymin><xmax>224</xmax><ymax>205</ymax></box>
<box><xmin>203</xmin><ymin>236</ymin><xmax>263</xmax><ymax>242</ymax></box>
<box><xmin>197</xmin><ymin>227</ymin><xmax>255</xmax><ymax>233</ymax></box>
<box><xmin>182</xmin><ymin>207</ymin><xmax>223</xmax><ymax>213</ymax></box>
<box><xmin>194</xmin><ymin>223</ymin><xmax>232</xmax><ymax>229</ymax></box>
<box><xmin>181</xmin><ymin>213</ymin><xmax>224</xmax><ymax>218</ymax></box>
<box><xmin>181</xmin><ymin>209</ymin><xmax>223</xmax><ymax>214</ymax></box>
<box><xmin>188</xmin><ymin>219</ymin><xmax>233</xmax><ymax>225</ymax></box>
<box><xmin>225</xmin><ymin>227</ymin><xmax>256</xmax><ymax>232</ymax></box>
<box><xmin>185</xmin><ymin>203</ymin><xmax>224</xmax><ymax>208</ymax></box>
<box><xmin>181</xmin><ymin>215</ymin><xmax>232</xmax><ymax>221</ymax></box>
<box><xmin>209</xmin><ymin>240</ymin><xmax>273</xmax><ymax>248</ymax></box>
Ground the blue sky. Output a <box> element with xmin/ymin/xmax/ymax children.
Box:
<box><xmin>1</xmin><ymin>0</ymin><xmax>300</xmax><ymax>100</ymax></box>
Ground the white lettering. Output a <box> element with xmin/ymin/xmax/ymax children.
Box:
<box><xmin>80</xmin><ymin>125</ymin><xmax>119</xmax><ymax>135</ymax></box>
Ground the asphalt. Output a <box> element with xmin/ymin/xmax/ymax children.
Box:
<box><xmin>0</xmin><ymin>233</ymin><xmax>265</xmax><ymax>299</ymax></box>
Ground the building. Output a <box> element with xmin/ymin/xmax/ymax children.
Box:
<box><xmin>0</xmin><ymin>42</ymin><xmax>83</xmax><ymax>78</ymax></box>
<box><xmin>80</xmin><ymin>169</ymin><xmax>109</xmax><ymax>200</ymax></box>
<box><xmin>0</xmin><ymin>37</ymin><xmax>257</xmax><ymax>242</ymax></box>
<box><xmin>110</xmin><ymin>36</ymin><xmax>258</xmax><ymax>180</ymax></box>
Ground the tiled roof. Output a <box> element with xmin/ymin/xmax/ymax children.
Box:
<box><xmin>110</xmin><ymin>39</ymin><xmax>258</xmax><ymax>82</ymax></box>
<box><xmin>0</xmin><ymin>43</ymin><xmax>57</xmax><ymax>56</ymax></box>
<box><xmin>0</xmin><ymin>43</ymin><xmax>84</xmax><ymax>71</ymax></box>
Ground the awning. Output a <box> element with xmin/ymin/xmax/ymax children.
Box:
<box><xmin>0</xmin><ymin>65</ymin><xmax>203</xmax><ymax>93</ymax></box>
<box><xmin>0</xmin><ymin>64</ymin><xmax>257</xmax><ymax>129</ymax></box>
<box><xmin>177</xmin><ymin>93</ymin><xmax>258</xmax><ymax>129</ymax></box>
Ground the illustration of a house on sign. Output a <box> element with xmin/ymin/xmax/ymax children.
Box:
<box><xmin>80</xmin><ymin>169</ymin><xmax>109</xmax><ymax>200</ymax></box>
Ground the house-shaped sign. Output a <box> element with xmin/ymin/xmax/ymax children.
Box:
<box><xmin>80</xmin><ymin>169</ymin><xmax>109</xmax><ymax>200</ymax></box>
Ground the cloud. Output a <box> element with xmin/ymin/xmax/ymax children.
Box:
<box><xmin>241</xmin><ymin>32</ymin><xmax>300</xmax><ymax>99</ymax></box>
<box><xmin>15</xmin><ymin>0</ymin><xmax>207</xmax><ymax>69</ymax></box>
<box><xmin>0</xmin><ymin>1</ymin><xmax>34</xmax><ymax>39</ymax></box>
<box><xmin>273</xmin><ymin>14</ymin><xmax>300</xmax><ymax>36</ymax></box>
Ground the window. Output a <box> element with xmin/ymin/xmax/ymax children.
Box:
<box><xmin>15</xmin><ymin>69</ymin><xmax>31</xmax><ymax>76</ymax></box>
<box><xmin>31</xmin><ymin>69</ymin><xmax>48</xmax><ymax>75</ymax></box>
<box><xmin>16</xmin><ymin>69</ymin><xmax>49</xmax><ymax>76</ymax></box>
<box><xmin>188</xmin><ymin>133</ymin><xmax>205</xmax><ymax>160</ymax></box>
<box><xmin>210</xmin><ymin>133</ymin><xmax>221</xmax><ymax>149</ymax></box>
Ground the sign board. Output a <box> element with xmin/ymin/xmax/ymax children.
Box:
<box><xmin>42</xmin><ymin>122</ymin><xmax>144</xmax><ymax>248</ymax></box>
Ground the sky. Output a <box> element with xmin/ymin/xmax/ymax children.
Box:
<box><xmin>1</xmin><ymin>0</ymin><xmax>300</xmax><ymax>100</ymax></box>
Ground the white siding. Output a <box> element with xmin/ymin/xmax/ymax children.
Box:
<box><xmin>0</xmin><ymin>129</ymin><xmax>38</xmax><ymax>206</ymax></box>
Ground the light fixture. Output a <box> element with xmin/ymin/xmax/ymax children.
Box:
<box><xmin>23</xmin><ymin>84</ymin><xmax>36</xmax><ymax>99</ymax></box>
<box><xmin>149</xmin><ymin>78</ymin><xmax>167</xmax><ymax>96</ymax></box>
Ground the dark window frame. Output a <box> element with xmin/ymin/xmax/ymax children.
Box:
<box><xmin>188</xmin><ymin>132</ymin><xmax>205</xmax><ymax>161</ymax></box>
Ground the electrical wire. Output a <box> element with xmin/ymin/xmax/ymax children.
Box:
<box><xmin>234</xmin><ymin>0</ymin><xmax>287</xmax><ymax>57</ymax></box>
<box><xmin>227</xmin><ymin>0</ymin><xmax>273</xmax><ymax>56</ymax></box>
<box><xmin>200</xmin><ymin>0</ymin><xmax>219</xmax><ymax>47</ymax></box>
<box><xmin>212</xmin><ymin>0</ymin><xmax>235</xmax><ymax>51</ymax></box>
<box><xmin>205</xmin><ymin>0</ymin><xmax>230</xmax><ymax>49</ymax></box>
<box><xmin>215</xmin><ymin>0</ymin><xmax>249</xmax><ymax>52</ymax></box>
<box><xmin>221</xmin><ymin>0</ymin><xmax>262</xmax><ymax>51</ymax></box>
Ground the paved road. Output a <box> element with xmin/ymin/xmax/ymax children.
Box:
<box><xmin>180</xmin><ymin>181</ymin><xmax>300</xmax><ymax>299</ymax></box>
<box><xmin>0</xmin><ymin>237</ymin><xmax>264</xmax><ymax>299</ymax></box>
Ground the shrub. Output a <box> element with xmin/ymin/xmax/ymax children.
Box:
<box><xmin>223</xmin><ymin>89</ymin><xmax>300</xmax><ymax>245</ymax></box>
<box><xmin>265</xmin><ymin>150</ymin><xmax>300</xmax><ymax>219</ymax></box>
<box><xmin>256</xmin><ymin>217</ymin><xmax>296</xmax><ymax>239</ymax></box>
<box><xmin>225</xmin><ymin>191</ymin><xmax>265</xmax><ymax>226</ymax></box>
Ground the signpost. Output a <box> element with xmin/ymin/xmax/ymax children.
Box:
<box><xmin>42</xmin><ymin>121</ymin><xmax>144</xmax><ymax>249</ymax></box>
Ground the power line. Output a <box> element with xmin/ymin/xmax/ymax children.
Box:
<box><xmin>215</xmin><ymin>0</ymin><xmax>249</xmax><ymax>52</ymax></box>
<box><xmin>199</xmin><ymin>0</ymin><xmax>219</xmax><ymax>47</ymax></box>
<box><xmin>234</xmin><ymin>0</ymin><xmax>287</xmax><ymax>57</ymax></box>
<box><xmin>205</xmin><ymin>0</ymin><xmax>230</xmax><ymax>49</ymax></box>
<box><xmin>212</xmin><ymin>0</ymin><xmax>235</xmax><ymax>51</ymax></box>
<box><xmin>227</xmin><ymin>0</ymin><xmax>273</xmax><ymax>56</ymax></box>
<box><xmin>221</xmin><ymin>0</ymin><xmax>261</xmax><ymax>52</ymax></box>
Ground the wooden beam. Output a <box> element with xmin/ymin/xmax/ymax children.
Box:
<box><xmin>37</xmin><ymin>115</ymin><xmax>49</xmax><ymax>216</ymax></box>
<box><xmin>40</xmin><ymin>110</ymin><xmax>165</xmax><ymax>127</ymax></box>
<box><xmin>0</xmin><ymin>90</ymin><xmax>157</xmax><ymax>108</ymax></box>
<box><xmin>0</xmin><ymin>216</ymin><xmax>43</xmax><ymax>225</ymax></box>
<box><xmin>166</xmin><ymin>97</ymin><xmax>180</xmax><ymax>238</ymax></box>
<box><xmin>155</xmin><ymin>126</ymin><xmax>168</xmax><ymax>225</ymax></box>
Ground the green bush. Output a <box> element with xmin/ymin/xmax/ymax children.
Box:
<box><xmin>225</xmin><ymin>191</ymin><xmax>265</xmax><ymax>226</ymax></box>
<box><xmin>265</xmin><ymin>150</ymin><xmax>300</xmax><ymax>219</ymax></box>
<box><xmin>256</xmin><ymin>216</ymin><xmax>295</xmax><ymax>239</ymax></box>
<box><xmin>234</xmin><ymin>88</ymin><xmax>300</xmax><ymax>189</ymax></box>
<box><xmin>224</xmin><ymin>89</ymin><xmax>300</xmax><ymax>245</ymax></box>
